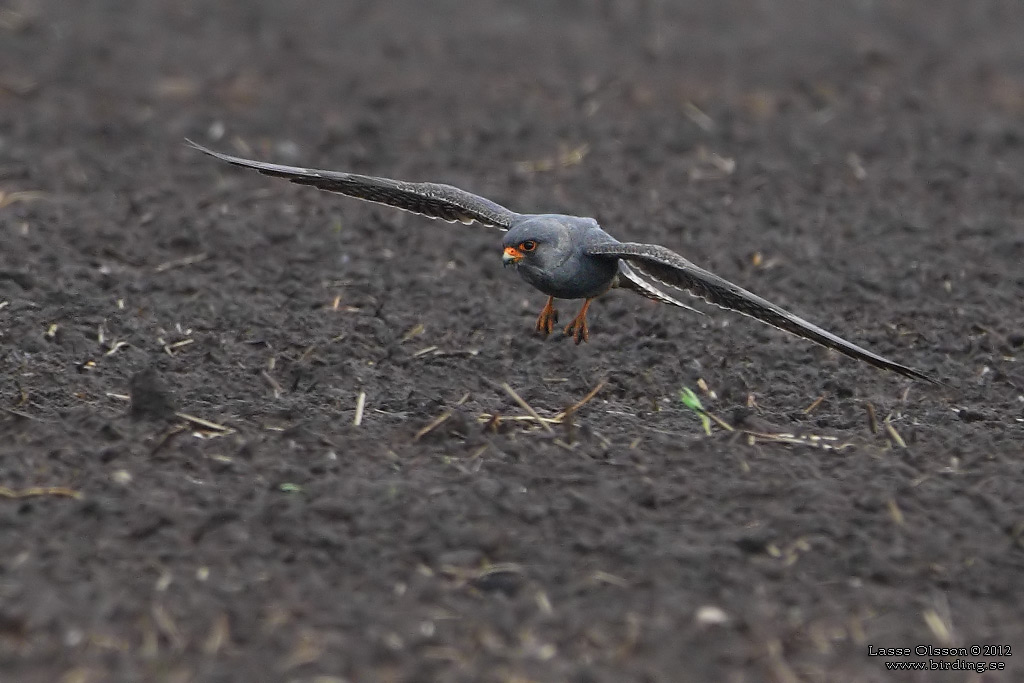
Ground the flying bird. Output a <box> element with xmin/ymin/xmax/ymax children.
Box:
<box><xmin>188</xmin><ymin>140</ymin><xmax>938</xmax><ymax>383</ymax></box>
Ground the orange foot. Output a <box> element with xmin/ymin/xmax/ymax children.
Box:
<box><xmin>535</xmin><ymin>296</ymin><xmax>558</xmax><ymax>336</ymax></box>
<box><xmin>563</xmin><ymin>298</ymin><xmax>593</xmax><ymax>345</ymax></box>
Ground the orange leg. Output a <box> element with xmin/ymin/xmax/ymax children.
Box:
<box><xmin>535</xmin><ymin>296</ymin><xmax>558</xmax><ymax>336</ymax></box>
<box><xmin>564</xmin><ymin>298</ymin><xmax>593</xmax><ymax>344</ymax></box>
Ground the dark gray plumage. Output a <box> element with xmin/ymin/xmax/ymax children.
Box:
<box><xmin>187</xmin><ymin>140</ymin><xmax>517</xmax><ymax>229</ymax></box>
<box><xmin>189</xmin><ymin>140</ymin><xmax>939</xmax><ymax>383</ymax></box>
<box><xmin>501</xmin><ymin>216</ymin><xmax>620</xmax><ymax>300</ymax></box>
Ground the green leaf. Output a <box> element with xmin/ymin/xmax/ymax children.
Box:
<box><xmin>679</xmin><ymin>387</ymin><xmax>712</xmax><ymax>435</ymax></box>
<box><xmin>679</xmin><ymin>387</ymin><xmax>703</xmax><ymax>412</ymax></box>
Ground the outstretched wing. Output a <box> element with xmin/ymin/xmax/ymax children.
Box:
<box><xmin>187</xmin><ymin>140</ymin><xmax>520</xmax><ymax>229</ymax></box>
<box><xmin>587</xmin><ymin>241</ymin><xmax>939</xmax><ymax>383</ymax></box>
<box><xmin>614</xmin><ymin>261</ymin><xmax>703</xmax><ymax>315</ymax></box>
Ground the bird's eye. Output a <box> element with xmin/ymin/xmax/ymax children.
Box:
<box><xmin>520</xmin><ymin>240</ymin><xmax>537</xmax><ymax>252</ymax></box>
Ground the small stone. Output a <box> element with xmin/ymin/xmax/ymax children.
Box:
<box><xmin>129</xmin><ymin>367</ymin><xmax>176</xmax><ymax>420</ymax></box>
<box><xmin>695</xmin><ymin>605</ymin><xmax>730</xmax><ymax>626</ymax></box>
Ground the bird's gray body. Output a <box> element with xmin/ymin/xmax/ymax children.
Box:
<box><xmin>503</xmin><ymin>215</ymin><xmax>620</xmax><ymax>299</ymax></box>
<box><xmin>188</xmin><ymin>140</ymin><xmax>941</xmax><ymax>384</ymax></box>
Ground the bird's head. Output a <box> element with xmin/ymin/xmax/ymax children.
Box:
<box><xmin>501</xmin><ymin>217</ymin><xmax>571</xmax><ymax>272</ymax></box>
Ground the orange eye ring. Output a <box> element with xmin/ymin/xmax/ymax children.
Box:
<box><xmin>520</xmin><ymin>240</ymin><xmax>537</xmax><ymax>252</ymax></box>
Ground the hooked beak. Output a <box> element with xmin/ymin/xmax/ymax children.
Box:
<box><xmin>502</xmin><ymin>246</ymin><xmax>523</xmax><ymax>267</ymax></box>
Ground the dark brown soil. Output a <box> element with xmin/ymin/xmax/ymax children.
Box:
<box><xmin>2</xmin><ymin>1</ymin><xmax>1023</xmax><ymax>681</ymax></box>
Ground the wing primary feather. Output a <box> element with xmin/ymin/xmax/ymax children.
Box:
<box><xmin>589</xmin><ymin>242</ymin><xmax>941</xmax><ymax>384</ymax></box>
<box><xmin>186</xmin><ymin>139</ymin><xmax>518</xmax><ymax>229</ymax></box>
